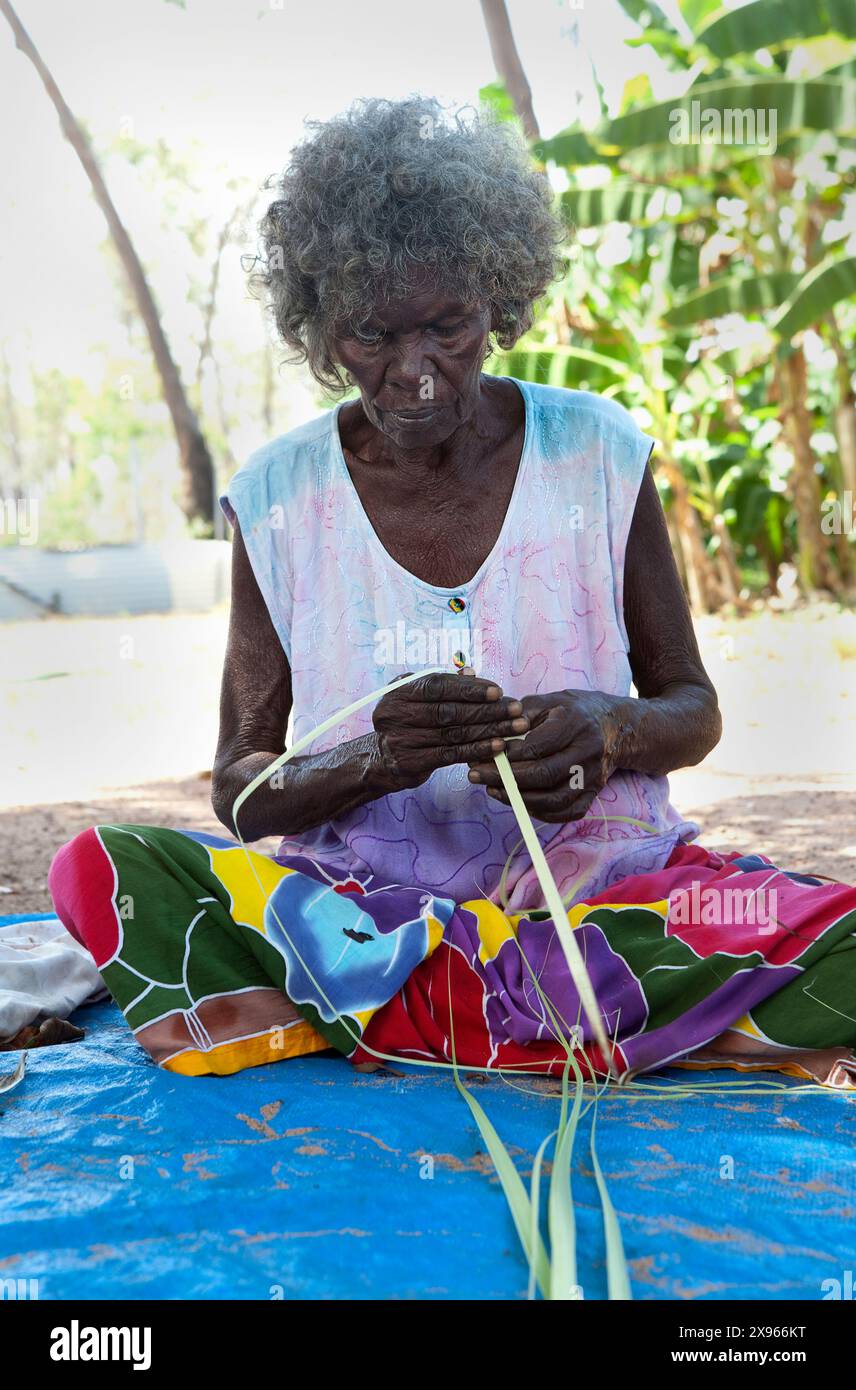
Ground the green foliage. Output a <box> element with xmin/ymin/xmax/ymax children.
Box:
<box><xmin>538</xmin><ymin>76</ymin><xmax>856</xmax><ymax>170</ymax></box>
<box><xmin>615</xmin><ymin>0</ymin><xmax>676</xmax><ymax>33</ymax></box>
<box><xmin>501</xmin><ymin>0</ymin><xmax>856</xmax><ymax>601</ymax></box>
<box><xmin>665</xmin><ymin>273</ymin><xmax>800</xmax><ymax>326</ymax></box>
<box><xmin>479</xmin><ymin>81</ymin><xmax>519</xmax><ymax>125</ymax></box>
<box><xmin>3</xmin><ymin>0</ymin><xmax>854</xmax><ymax>597</ymax></box>
<box><xmin>697</xmin><ymin>0</ymin><xmax>856</xmax><ymax>60</ymax></box>
<box><xmin>773</xmin><ymin>256</ymin><xmax>856</xmax><ymax>338</ymax></box>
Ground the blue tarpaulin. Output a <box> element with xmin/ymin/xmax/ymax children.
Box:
<box><xmin>1</xmin><ymin>914</ymin><xmax>853</xmax><ymax>1300</ymax></box>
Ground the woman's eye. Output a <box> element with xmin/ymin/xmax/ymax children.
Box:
<box><xmin>433</xmin><ymin>321</ymin><xmax>465</xmax><ymax>337</ymax></box>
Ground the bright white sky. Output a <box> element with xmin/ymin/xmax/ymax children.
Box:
<box><xmin>0</xmin><ymin>0</ymin><xmax>693</xmax><ymax>398</ymax></box>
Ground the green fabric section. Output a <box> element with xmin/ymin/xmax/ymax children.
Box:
<box><xmin>293</xmin><ymin>1000</ymin><xmax>361</xmax><ymax>1056</ymax></box>
<box><xmin>585</xmin><ymin>906</ymin><xmax>763</xmax><ymax>1032</ymax></box>
<box><xmin>96</xmin><ymin>825</ymin><xmax>286</xmax><ymax>1031</ymax></box>
<box><xmin>751</xmin><ymin>910</ymin><xmax>856</xmax><ymax>1048</ymax></box>
<box><xmin>86</xmin><ymin>824</ymin><xmax>856</xmax><ymax>1062</ymax></box>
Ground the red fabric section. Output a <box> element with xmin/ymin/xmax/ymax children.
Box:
<box><xmin>355</xmin><ymin>840</ymin><xmax>856</xmax><ymax>1078</ymax></box>
<box><xmin>586</xmin><ymin>841</ymin><xmax>856</xmax><ymax>967</ymax></box>
<box><xmin>356</xmin><ymin>940</ymin><xmax>619</xmax><ymax>1078</ymax></box>
<box><xmin>48</xmin><ymin>828</ymin><xmax>118</xmax><ymax>968</ymax></box>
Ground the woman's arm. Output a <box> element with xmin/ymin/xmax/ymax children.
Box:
<box><xmin>610</xmin><ymin>461</ymin><xmax>722</xmax><ymax>777</ymax></box>
<box><xmin>467</xmin><ymin>462</ymin><xmax>722</xmax><ymax>820</ymax></box>
<box><xmin>211</xmin><ymin>522</ymin><xmax>392</xmax><ymax>841</ymax></box>
<box><xmin>211</xmin><ymin>522</ymin><xmax>527</xmax><ymax>840</ymax></box>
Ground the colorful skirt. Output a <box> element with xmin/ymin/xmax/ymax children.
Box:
<box><xmin>48</xmin><ymin>825</ymin><xmax>856</xmax><ymax>1088</ymax></box>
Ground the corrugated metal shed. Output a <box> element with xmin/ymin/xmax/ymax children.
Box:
<box><xmin>0</xmin><ymin>542</ymin><xmax>232</xmax><ymax>619</ymax></box>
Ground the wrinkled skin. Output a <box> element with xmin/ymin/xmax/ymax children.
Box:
<box><xmin>212</xmin><ymin>272</ymin><xmax>721</xmax><ymax>840</ymax></box>
<box><xmin>372</xmin><ymin>671</ymin><xmax>529</xmax><ymax>788</ymax></box>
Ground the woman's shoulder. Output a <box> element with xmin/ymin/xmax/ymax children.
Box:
<box><xmin>517</xmin><ymin>379</ymin><xmax>648</xmax><ymax>444</ymax></box>
<box><xmin>516</xmin><ymin>381</ymin><xmax>654</xmax><ymax>485</ymax></box>
<box><xmin>225</xmin><ymin>409</ymin><xmax>337</xmax><ymax>501</ymax></box>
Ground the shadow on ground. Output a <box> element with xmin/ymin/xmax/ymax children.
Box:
<box><xmin>2</xmin><ymin>776</ymin><xmax>852</xmax><ymax>915</ymax></box>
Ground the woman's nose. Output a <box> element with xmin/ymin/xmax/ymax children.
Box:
<box><xmin>387</xmin><ymin>336</ymin><xmax>432</xmax><ymax>394</ymax></box>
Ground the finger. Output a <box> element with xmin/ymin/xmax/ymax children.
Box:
<box><xmin>467</xmin><ymin>762</ymin><xmax>508</xmax><ymax>787</ymax></box>
<box><xmin>416</xmin><ymin>672</ymin><xmax>504</xmax><ymax>705</ymax></box>
<box><xmin>504</xmin><ymin>706</ymin><xmax>568</xmax><ymax>761</ymax></box>
<box><xmin>469</xmin><ymin>751</ymin><xmax>571</xmax><ymax>792</ymax></box>
<box><xmin>434</xmin><ymin>735</ymin><xmax>512</xmax><ymax>765</ymax></box>
<box><xmin>409</xmin><ymin>716</ymin><xmax>530</xmax><ymax>748</ymax></box>
<box><xmin>396</xmin><ymin>696</ymin><xmax>525</xmax><ymax>729</ymax></box>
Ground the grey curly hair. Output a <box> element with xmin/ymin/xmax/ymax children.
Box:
<box><xmin>250</xmin><ymin>95</ymin><xmax>566</xmax><ymax>394</ymax></box>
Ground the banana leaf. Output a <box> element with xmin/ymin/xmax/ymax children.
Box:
<box><xmin>538</xmin><ymin>77</ymin><xmax>856</xmax><ymax>175</ymax></box>
<box><xmin>601</xmin><ymin>77</ymin><xmax>856</xmax><ymax>154</ymax></box>
<box><xmin>665</xmin><ymin>272</ymin><xmax>801</xmax><ymax>326</ymax></box>
<box><xmin>560</xmin><ymin>182</ymin><xmax>693</xmax><ymax>227</ymax></box>
<box><xmin>772</xmin><ymin>255</ymin><xmax>856</xmax><ymax>338</ymax></box>
<box><xmin>697</xmin><ymin>0</ymin><xmax>856</xmax><ymax>61</ymax></box>
<box><xmin>615</xmin><ymin>0</ymin><xmax>677</xmax><ymax>33</ymax></box>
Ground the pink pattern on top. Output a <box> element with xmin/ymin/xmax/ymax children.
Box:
<box><xmin>221</xmin><ymin>379</ymin><xmax>698</xmax><ymax>908</ymax></box>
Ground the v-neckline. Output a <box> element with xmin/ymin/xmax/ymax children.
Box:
<box><xmin>330</xmin><ymin>377</ymin><xmax>533</xmax><ymax>595</ymax></box>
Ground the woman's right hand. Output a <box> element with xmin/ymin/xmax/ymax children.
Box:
<box><xmin>372</xmin><ymin>669</ymin><xmax>530</xmax><ymax>791</ymax></box>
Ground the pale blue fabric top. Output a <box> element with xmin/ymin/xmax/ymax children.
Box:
<box><xmin>221</xmin><ymin>380</ymin><xmax>698</xmax><ymax>905</ymax></box>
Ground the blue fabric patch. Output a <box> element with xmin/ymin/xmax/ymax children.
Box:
<box><xmin>0</xmin><ymin>915</ymin><xmax>852</xmax><ymax>1301</ymax></box>
<box><xmin>730</xmin><ymin>854</ymin><xmax>824</xmax><ymax>886</ymax></box>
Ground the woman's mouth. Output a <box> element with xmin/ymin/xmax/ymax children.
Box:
<box><xmin>383</xmin><ymin>406</ymin><xmax>441</xmax><ymax>428</ymax></box>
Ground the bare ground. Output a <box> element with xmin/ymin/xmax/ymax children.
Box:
<box><xmin>2</xmin><ymin>604</ymin><xmax>855</xmax><ymax>915</ymax></box>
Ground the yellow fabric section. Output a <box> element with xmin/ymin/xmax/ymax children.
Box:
<box><xmin>586</xmin><ymin>898</ymin><xmax>669</xmax><ymax>927</ymax></box>
<box><xmin>463</xmin><ymin>898</ymin><xmax>516</xmax><ymax>966</ymax></box>
<box><xmin>464</xmin><ymin>896</ymin><xmax>671</xmax><ymax>969</ymax></box>
<box><xmin>424</xmin><ymin>912</ymin><xmax>446</xmax><ymax>957</ymax></box>
<box><xmin>162</xmin><ymin>1023</ymin><xmax>330</xmax><ymax>1077</ymax></box>
<box><xmin>729</xmin><ymin>1013</ymin><xmax>766</xmax><ymax>1041</ymax></box>
<box><xmin>208</xmin><ymin>845</ymin><xmax>295</xmax><ymax>935</ymax></box>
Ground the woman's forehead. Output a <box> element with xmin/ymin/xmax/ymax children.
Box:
<box><xmin>367</xmin><ymin>284</ymin><xmax>479</xmax><ymax>328</ymax></box>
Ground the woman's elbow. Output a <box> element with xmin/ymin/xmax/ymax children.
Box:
<box><xmin>210</xmin><ymin>771</ymin><xmax>237</xmax><ymax>836</ymax></box>
<box><xmin>691</xmin><ymin>682</ymin><xmax>723</xmax><ymax>763</ymax></box>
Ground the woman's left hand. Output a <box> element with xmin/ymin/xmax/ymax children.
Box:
<box><xmin>467</xmin><ymin>689</ymin><xmax>632</xmax><ymax>823</ymax></box>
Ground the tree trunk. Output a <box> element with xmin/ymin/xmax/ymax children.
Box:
<box><xmin>666</xmin><ymin>509</ymin><xmax>687</xmax><ymax>587</ymax></box>
<box><xmin>659</xmin><ymin>455</ymin><xmax>722</xmax><ymax>613</ymax></box>
<box><xmin>836</xmin><ymin>397</ymin><xmax>856</xmax><ymax>497</ymax></box>
<box><xmin>479</xmin><ymin>0</ymin><xmax>540</xmax><ymax>141</ymax></box>
<box><xmin>827</xmin><ymin>311</ymin><xmax>856</xmax><ymax>497</ymax></box>
<box><xmin>781</xmin><ymin>345</ymin><xmax>837</xmax><ymax>594</ymax></box>
<box><xmin>712</xmin><ymin>512</ymin><xmax>743</xmax><ymax>605</ymax></box>
<box><xmin>831</xmin><ymin>354</ymin><xmax>856</xmax><ymax>586</ymax></box>
<box><xmin>1</xmin><ymin>0</ymin><xmax>215</xmax><ymax>528</ymax></box>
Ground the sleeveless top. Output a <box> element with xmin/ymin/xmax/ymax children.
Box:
<box><xmin>220</xmin><ymin>379</ymin><xmax>698</xmax><ymax>908</ymax></box>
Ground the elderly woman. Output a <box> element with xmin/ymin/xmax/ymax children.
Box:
<box><xmin>50</xmin><ymin>98</ymin><xmax>856</xmax><ymax>1087</ymax></box>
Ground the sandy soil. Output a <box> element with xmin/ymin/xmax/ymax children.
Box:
<box><xmin>2</xmin><ymin>604</ymin><xmax>855</xmax><ymax>915</ymax></box>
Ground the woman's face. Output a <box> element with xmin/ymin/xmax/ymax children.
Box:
<box><xmin>330</xmin><ymin>278</ymin><xmax>492</xmax><ymax>450</ymax></box>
